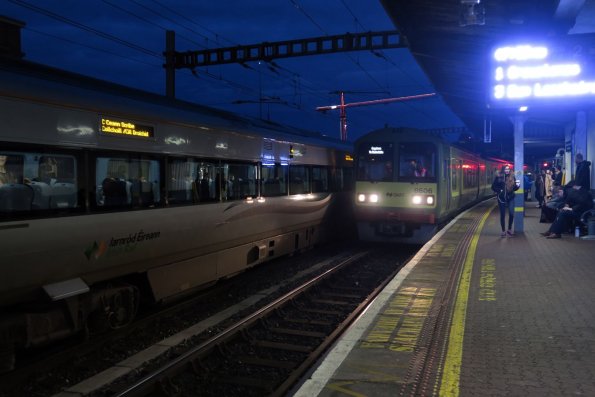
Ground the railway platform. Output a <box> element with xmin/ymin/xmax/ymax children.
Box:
<box><xmin>292</xmin><ymin>198</ymin><xmax>595</xmax><ymax>396</ymax></box>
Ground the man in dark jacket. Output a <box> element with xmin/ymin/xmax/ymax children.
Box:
<box><xmin>574</xmin><ymin>153</ymin><xmax>591</xmax><ymax>191</ymax></box>
<box><xmin>541</xmin><ymin>184</ymin><xmax>594</xmax><ymax>238</ymax></box>
<box><xmin>552</xmin><ymin>165</ymin><xmax>563</xmax><ymax>187</ymax></box>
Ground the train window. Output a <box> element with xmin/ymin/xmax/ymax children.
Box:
<box><xmin>398</xmin><ymin>142</ymin><xmax>436</xmax><ymax>182</ymax></box>
<box><xmin>463</xmin><ymin>162</ymin><xmax>479</xmax><ymax>188</ymax></box>
<box><xmin>195</xmin><ymin>162</ymin><xmax>217</xmax><ymax>202</ymax></box>
<box><xmin>227</xmin><ymin>163</ymin><xmax>257</xmax><ymax>199</ymax></box>
<box><xmin>311</xmin><ymin>166</ymin><xmax>329</xmax><ymax>193</ymax></box>
<box><xmin>452</xmin><ymin>159</ymin><xmax>460</xmax><ymax>190</ymax></box>
<box><xmin>168</xmin><ymin>158</ymin><xmax>197</xmax><ymax>204</ymax></box>
<box><xmin>96</xmin><ymin>156</ymin><xmax>160</xmax><ymax>208</ymax></box>
<box><xmin>289</xmin><ymin>165</ymin><xmax>310</xmax><ymax>195</ymax></box>
<box><xmin>443</xmin><ymin>159</ymin><xmax>449</xmax><ymax>180</ymax></box>
<box><xmin>262</xmin><ymin>163</ymin><xmax>287</xmax><ymax>196</ymax></box>
<box><xmin>356</xmin><ymin>142</ymin><xmax>394</xmax><ymax>182</ymax></box>
<box><xmin>0</xmin><ymin>151</ymin><xmax>78</xmax><ymax>215</ymax></box>
<box><xmin>168</xmin><ymin>159</ymin><xmax>258</xmax><ymax>202</ymax></box>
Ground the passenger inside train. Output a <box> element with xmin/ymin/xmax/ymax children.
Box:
<box><xmin>0</xmin><ymin>152</ymin><xmax>78</xmax><ymax>212</ymax></box>
<box><xmin>0</xmin><ymin>154</ymin><xmax>16</xmax><ymax>186</ymax></box>
<box><xmin>38</xmin><ymin>156</ymin><xmax>58</xmax><ymax>183</ymax></box>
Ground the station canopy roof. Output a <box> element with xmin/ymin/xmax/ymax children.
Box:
<box><xmin>380</xmin><ymin>0</ymin><xmax>595</xmax><ymax>161</ymax></box>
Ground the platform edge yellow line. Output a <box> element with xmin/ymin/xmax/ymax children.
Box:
<box><xmin>439</xmin><ymin>207</ymin><xmax>492</xmax><ymax>397</ymax></box>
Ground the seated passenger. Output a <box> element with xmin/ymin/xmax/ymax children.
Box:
<box><xmin>0</xmin><ymin>183</ymin><xmax>33</xmax><ymax>211</ymax></box>
<box><xmin>103</xmin><ymin>178</ymin><xmax>124</xmax><ymax>205</ymax></box>
<box><xmin>102</xmin><ymin>170</ymin><xmax>128</xmax><ymax>206</ymax></box>
<box><xmin>0</xmin><ymin>155</ymin><xmax>16</xmax><ymax>187</ymax></box>
<box><xmin>38</xmin><ymin>157</ymin><xmax>58</xmax><ymax>184</ymax></box>
<box><xmin>540</xmin><ymin>184</ymin><xmax>593</xmax><ymax>238</ymax></box>
<box><xmin>539</xmin><ymin>186</ymin><xmax>565</xmax><ymax>223</ymax></box>
<box><xmin>131</xmin><ymin>176</ymin><xmax>154</xmax><ymax>206</ymax></box>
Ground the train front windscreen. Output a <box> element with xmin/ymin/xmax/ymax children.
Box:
<box><xmin>356</xmin><ymin>142</ymin><xmax>394</xmax><ymax>182</ymax></box>
<box><xmin>397</xmin><ymin>142</ymin><xmax>437</xmax><ymax>183</ymax></box>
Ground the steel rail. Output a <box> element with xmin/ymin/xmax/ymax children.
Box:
<box><xmin>114</xmin><ymin>251</ymin><xmax>370</xmax><ymax>397</ymax></box>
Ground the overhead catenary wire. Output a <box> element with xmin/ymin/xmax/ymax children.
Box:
<box><xmin>149</xmin><ymin>0</ymin><xmax>236</xmax><ymax>47</ymax></box>
<box><xmin>101</xmin><ymin>0</ymin><xmax>206</xmax><ymax>50</ymax></box>
<box><xmin>287</xmin><ymin>0</ymin><xmax>392</xmax><ymax>94</ymax></box>
<box><xmin>7</xmin><ymin>0</ymin><xmax>454</xmax><ymax>136</ymax></box>
<box><xmin>286</xmin><ymin>0</ymin><xmax>445</xmax><ymax>127</ymax></box>
<box><xmin>24</xmin><ymin>26</ymin><xmax>162</xmax><ymax>69</ymax></box>
<box><xmin>115</xmin><ymin>0</ymin><xmax>340</xmax><ymax>118</ymax></box>
<box><xmin>8</xmin><ymin>0</ymin><xmax>161</xmax><ymax>59</ymax></box>
<box><xmin>126</xmin><ymin>0</ymin><xmax>211</xmax><ymax>49</ymax></box>
<box><xmin>336</xmin><ymin>0</ymin><xmax>440</xmax><ymax>116</ymax></box>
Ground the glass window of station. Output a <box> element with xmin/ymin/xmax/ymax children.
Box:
<box><xmin>357</xmin><ymin>143</ymin><xmax>394</xmax><ymax>182</ymax></box>
<box><xmin>398</xmin><ymin>142</ymin><xmax>436</xmax><ymax>182</ymax></box>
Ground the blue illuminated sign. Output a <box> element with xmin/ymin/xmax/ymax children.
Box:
<box><xmin>489</xmin><ymin>40</ymin><xmax>595</xmax><ymax>108</ymax></box>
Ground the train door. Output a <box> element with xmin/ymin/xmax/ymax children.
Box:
<box><xmin>451</xmin><ymin>157</ymin><xmax>462</xmax><ymax>210</ymax></box>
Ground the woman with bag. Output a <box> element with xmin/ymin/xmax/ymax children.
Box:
<box><xmin>492</xmin><ymin>165</ymin><xmax>520</xmax><ymax>237</ymax></box>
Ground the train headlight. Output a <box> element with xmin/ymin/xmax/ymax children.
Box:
<box><xmin>412</xmin><ymin>194</ymin><xmax>435</xmax><ymax>206</ymax></box>
<box><xmin>357</xmin><ymin>193</ymin><xmax>380</xmax><ymax>203</ymax></box>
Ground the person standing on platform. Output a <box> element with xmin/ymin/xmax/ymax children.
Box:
<box><xmin>534</xmin><ymin>169</ymin><xmax>546</xmax><ymax>208</ymax></box>
<box><xmin>574</xmin><ymin>153</ymin><xmax>591</xmax><ymax>191</ymax></box>
<box><xmin>544</xmin><ymin>169</ymin><xmax>553</xmax><ymax>201</ymax></box>
<box><xmin>523</xmin><ymin>172</ymin><xmax>533</xmax><ymax>201</ymax></box>
<box><xmin>552</xmin><ymin>165</ymin><xmax>563</xmax><ymax>188</ymax></box>
<box><xmin>492</xmin><ymin>165</ymin><xmax>520</xmax><ymax>238</ymax></box>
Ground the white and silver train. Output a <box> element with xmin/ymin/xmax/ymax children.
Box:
<box><xmin>0</xmin><ymin>58</ymin><xmax>354</xmax><ymax>370</ymax></box>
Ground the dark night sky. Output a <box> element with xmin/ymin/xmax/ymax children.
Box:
<box><xmin>2</xmin><ymin>0</ymin><xmax>467</xmax><ymax>142</ymax></box>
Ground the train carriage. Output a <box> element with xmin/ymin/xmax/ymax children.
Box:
<box><xmin>354</xmin><ymin>127</ymin><xmax>506</xmax><ymax>243</ymax></box>
<box><xmin>0</xmin><ymin>58</ymin><xmax>353</xmax><ymax>370</ymax></box>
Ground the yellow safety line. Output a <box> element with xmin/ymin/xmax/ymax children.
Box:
<box><xmin>439</xmin><ymin>207</ymin><xmax>492</xmax><ymax>397</ymax></box>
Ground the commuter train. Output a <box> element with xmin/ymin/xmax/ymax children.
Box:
<box><xmin>0</xmin><ymin>58</ymin><xmax>354</xmax><ymax>370</ymax></box>
<box><xmin>354</xmin><ymin>127</ymin><xmax>508</xmax><ymax>243</ymax></box>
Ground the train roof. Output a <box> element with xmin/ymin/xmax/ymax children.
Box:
<box><xmin>0</xmin><ymin>56</ymin><xmax>351</xmax><ymax>151</ymax></box>
<box><xmin>355</xmin><ymin>126</ymin><xmax>452</xmax><ymax>144</ymax></box>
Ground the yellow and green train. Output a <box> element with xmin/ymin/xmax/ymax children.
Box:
<box><xmin>354</xmin><ymin>127</ymin><xmax>508</xmax><ymax>243</ymax></box>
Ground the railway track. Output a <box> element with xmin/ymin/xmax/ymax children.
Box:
<box><xmin>0</xmin><ymin>244</ymin><xmax>363</xmax><ymax>397</ymax></box>
<box><xmin>108</xmin><ymin>248</ymin><xmax>410</xmax><ymax>397</ymax></box>
<box><xmin>0</xmin><ymin>243</ymin><xmax>415</xmax><ymax>397</ymax></box>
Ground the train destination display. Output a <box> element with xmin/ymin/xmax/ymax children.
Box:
<box><xmin>100</xmin><ymin>117</ymin><xmax>154</xmax><ymax>138</ymax></box>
